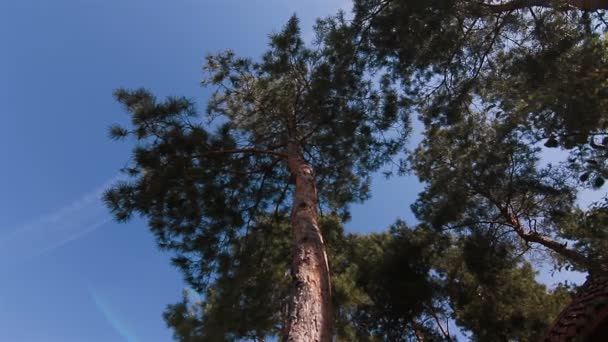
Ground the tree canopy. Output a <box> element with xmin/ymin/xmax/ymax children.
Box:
<box><xmin>348</xmin><ymin>1</ymin><xmax>608</xmax><ymax>340</ymax></box>
<box><xmin>347</xmin><ymin>0</ymin><xmax>608</xmax><ymax>272</ymax></box>
<box><xmin>105</xmin><ymin>16</ymin><xmax>410</xmax><ymax>341</ymax></box>
<box><xmin>103</xmin><ymin>1</ymin><xmax>608</xmax><ymax>341</ymax></box>
<box><xmin>351</xmin><ymin>0</ymin><xmax>608</xmax><ymax>184</ymax></box>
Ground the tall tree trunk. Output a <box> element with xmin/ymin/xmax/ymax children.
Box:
<box><xmin>285</xmin><ymin>142</ymin><xmax>333</xmax><ymax>342</ymax></box>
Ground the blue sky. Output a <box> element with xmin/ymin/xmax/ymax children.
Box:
<box><xmin>0</xmin><ymin>1</ymin><xmax>601</xmax><ymax>341</ymax></box>
<box><xmin>0</xmin><ymin>1</ymin><xmax>363</xmax><ymax>341</ymax></box>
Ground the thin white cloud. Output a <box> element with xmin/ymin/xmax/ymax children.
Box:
<box><xmin>0</xmin><ymin>175</ymin><xmax>122</xmax><ymax>267</ymax></box>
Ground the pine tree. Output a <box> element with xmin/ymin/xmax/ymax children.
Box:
<box><xmin>159</xmin><ymin>217</ymin><xmax>443</xmax><ymax>341</ymax></box>
<box><xmin>103</xmin><ymin>2</ymin><xmax>608</xmax><ymax>339</ymax></box>
<box><xmin>410</xmin><ymin>113</ymin><xmax>594</xmax><ymax>268</ymax></box>
<box><xmin>407</xmin><ymin>109</ymin><xmax>606</xmax><ymax>339</ymax></box>
<box><xmin>160</xmin><ymin>212</ymin><xmax>572</xmax><ymax>341</ymax></box>
<box><xmin>344</xmin><ymin>0</ymin><xmax>608</xmax><ymax>312</ymax></box>
<box><xmin>104</xmin><ymin>16</ymin><xmax>409</xmax><ymax>341</ymax></box>
<box><xmin>434</xmin><ymin>229</ymin><xmax>572</xmax><ymax>341</ymax></box>
<box><xmin>349</xmin><ymin>0</ymin><xmax>608</xmax><ymax>184</ymax></box>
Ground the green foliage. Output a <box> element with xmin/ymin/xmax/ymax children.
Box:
<box><xmin>343</xmin><ymin>3</ymin><xmax>606</xmax><ymax>338</ymax></box>
<box><xmin>437</xmin><ymin>236</ymin><xmax>571</xmax><ymax>342</ymax></box>
<box><xmin>105</xmin><ymin>15</ymin><xmax>410</xmax><ymax>341</ymax></box>
<box><xmin>336</xmin><ymin>220</ymin><xmax>557</xmax><ymax>342</ymax></box>
<box><xmin>201</xmin><ymin>15</ymin><xmax>410</xmax><ymax>215</ymax></box>
<box><xmin>105</xmin><ymin>15</ymin><xmax>409</xmax><ymax>285</ymax></box>
<box><xmin>352</xmin><ymin>0</ymin><xmax>608</xmax><ymax>186</ymax></box>
<box><xmin>103</xmin><ymin>2</ymin><xmax>608</xmax><ymax>340</ymax></box>
<box><xmin>556</xmin><ymin>202</ymin><xmax>608</xmax><ymax>268</ymax></box>
<box><xmin>163</xmin><ymin>216</ymin><xmax>291</xmax><ymax>341</ymax></box>
<box><xmin>335</xmin><ymin>221</ymin><xmax>443</xmax><ymax>341</ymax></box>
<box><xmin>161</xmin><ymin>217</ymin><xmax>444</xmax><ymax>341</ymax></box>
<box><xmin>411</xmin><ymin>113</ymin><xmax>576</xmax><ymax>248</ymax></box>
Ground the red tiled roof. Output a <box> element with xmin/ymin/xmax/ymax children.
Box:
<box><xmin>543</xmin><ymin>272</ymin><xmax>608</xmax><ymax>342</ymax></box>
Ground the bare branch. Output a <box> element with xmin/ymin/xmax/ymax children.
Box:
<box><xmin>430</xmin><ymin>310</ymin><xmax>452</xmax><ymax>341</ymax></box>
<box><xmin>498</xmin><ymin>204</ymin><xmax>594</xmax><ymax>269</ymax></box>
<box><xmin>201</xmin><ymin>148</ymin><xmax>288</xmax><ymax>159</ymax></box>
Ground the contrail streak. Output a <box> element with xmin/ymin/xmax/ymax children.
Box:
<box><xmin>0</xmin><ymin>175</ymin><xmax>122</xmax><ymax>267</ymax></box>
<box><xmin>89</xmin><ymin>289</ymin><xmax>141</xmax><ymax>342</ymax></box>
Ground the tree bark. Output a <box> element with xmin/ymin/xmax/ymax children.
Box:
<box><xmin>500</xmin><ymin>207</ymin><xmax>594</xmax><ymax>270</ymax></box>
<box><xmin>284</xmin><ymin>142</ymin><xmax>333</xmax><ymax>342</ymax></box>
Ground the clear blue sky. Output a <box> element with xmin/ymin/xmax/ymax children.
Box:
<box><xmin>0</xmin><ymin>1</ymin><xmax>415</xmax><ymax>341</ymax></box>
<box><xmin>1</xmin><ymin>1</ymin><xmax>598</xmax><ymax>341</ymax></box>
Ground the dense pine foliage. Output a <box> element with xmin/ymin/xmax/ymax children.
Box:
<box><xmin>105</xmin><ymin>1</ymin><xmax>608</xmax><ymax>341</ymax></box>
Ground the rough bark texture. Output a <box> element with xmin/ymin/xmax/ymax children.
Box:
<box><xmin>284</xmin><ymin>142</ymin><xmax>333</xmax><ymax>342</ymax></box>
<box><xmin>544</xmin><ymin>271</ymin><xmax>608</xmax><ymax>341</ymax></box>
<box><xmin>496</xmin><ymin>205</ymin><xmax>608</xmax><ymax>341</ymax></box>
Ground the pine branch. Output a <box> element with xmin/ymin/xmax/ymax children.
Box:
<box><xmin>498</xmin><ymin>205</ymin><xmax>594</xmax><ymax>270</ymax></box>
<box><xmin>429</xmin><ymin>310</ymin><xmax>452</xmax><ymax>341</ymax></box>
<box><xmin>201</xmin><ymin>148</ymin><xmax>288</xmax><ymax>159</ymax></box>
<box><xmin>482</xmin><ymin>0</ymin><xmax>608</xmax><ymax>12</ymax></box>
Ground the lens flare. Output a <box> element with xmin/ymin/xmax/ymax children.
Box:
<box><xmin>89</xmin><ymin>289</ymin><xmax>140</xmax><ymax>342</ymax></box>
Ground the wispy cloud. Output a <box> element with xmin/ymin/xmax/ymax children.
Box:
<box><xmin>0</xmin><ymin>176</ymin><xmax>121</xmax><ymax>267</ymax></box>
